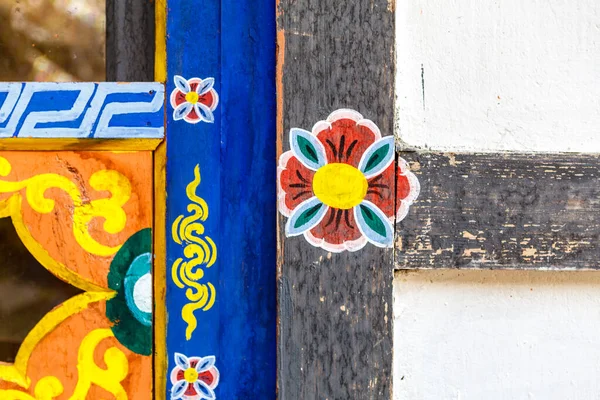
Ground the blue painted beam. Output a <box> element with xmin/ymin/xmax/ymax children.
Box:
<box><xmin>0</xmin><ymin>82</ymin><xmax>164</xmax><ymax>138</ymax></box>
<box><xmin>164</xmin><ymin>0</ymin><xmax>276</xmax><ymax>398</ymax></box>
<box><xmin>219</xmin><ymin>0</ymin><xmax>277</xmax><ymax>397</ymax></box>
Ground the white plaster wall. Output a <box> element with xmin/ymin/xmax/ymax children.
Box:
<box><xmin>394</xmin><ymin>270</ymin><xmax>600</xmax><ymax>399</ymax></box>
<box><xmin>396</xmin><ymin>0</ymin><xmax>600</xmax><ymax>152</ymax></box>
<box><xmin>394</xmin><ymin>0</ymin><xmax>600</xmax><ymax>398</ymax></box>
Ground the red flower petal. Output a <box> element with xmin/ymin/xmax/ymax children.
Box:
<box><xmin>185</xmin><ymin>382</ymin><xmax>197</xmax><ymax>396</ymax></box>
<box><xmin>397</xmin><ymin>174</ymin><xmax>411</xmax><ymax>200</ymax></box>
<box><xmin>176</xmin><ymin>369</ymin><xmax>185</xmax><ymax>381</ymax></box>
<box><xmin>278</xmin><ymin>151</ymin><xmax>315</xmax><ymax>216</ymax></box>
<box><xmin>315</xmin><ymin>118</ymin><xmax>379</xmax><ymax>167</ymax></box>
<box><xmin>199</xmin><ymin>370</ymin><xmax>215</xmax><ymax>386</ymax></box>
<box><xmin>186</xmin><ymin>107</ymin><xmax>200</xmax><ymax>121</ymax></box>
<box><xmin>364</xmin><ymin>163</ymin><xmax>395</xmax><ymax>218</ymax></box>
<box><xmin>307</xmin><ymin>207</ymin><xmax>365</xmax><ymax>251</ymax></box>
<box><xmin>396</xmin><ymin>158</ymin><xmax>420</xmax><ymax>221</ymax></box>
<box><xmin>199</xmin><ymin>91</ymin><xmax>214</xmax><ymax>108</ymax></box>
<box><xmin>173</xmin><ymin>89</ymin><xmax>187</xmax><ymax>107</ymax></box>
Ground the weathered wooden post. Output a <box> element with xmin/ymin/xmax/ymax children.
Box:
<box><xmin>277</xmin><ymin>1</ymin><xmax>399</xmax><ymax>398</ymax></box>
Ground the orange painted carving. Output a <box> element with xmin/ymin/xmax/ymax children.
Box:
<box><xmin>0</xmin><ymin>151</ymin><xmax>152</xmax><ymax>399</ymax></box>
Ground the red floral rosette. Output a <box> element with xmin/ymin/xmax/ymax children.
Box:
<box><xmin>278</xmin><ymin>109</ymin><xmax>420</xmax><ymax>252</ymax></box>
<box><xmin>170</xmin><ymin>75</ymin><xmax>219</xmax><ymax>124</ymax></box>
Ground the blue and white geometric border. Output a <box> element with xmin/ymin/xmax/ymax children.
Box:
<box><xmin>0</xmin><ymin>82</ymin><xmax>164</xmax><ymax>138</ymax></box>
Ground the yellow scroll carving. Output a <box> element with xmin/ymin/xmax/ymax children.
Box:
<box><xmin>171</xmin><ymin>165</ymin><xmax>217</xmax><ymax>340</ymax></box>
<box><xmin>0</xmin><ymin>292</ymin><xmax>115</xmax><ymax>389</ymax></box>
<box><xmin>70</xmin><ymin>329</ymin><xmax>129</xmax><ymax>399</ymax></box>
<box><xmin>0</xmin><ymin>156</ymin><xmax>131</xmax><ymax>257</ymax></box>
<box><xmin>0</xmin><ymin>376</ymin><xmax>64</xmax><ymax>400</ymax></box>
<box><xmin>0</xmin><ymin>328</ymin><xmax>129</xmax><ymax>400</ymax></box>
<box><xmin>0</xmin><ymin>154</ymin><xmax>135</xmax><ymax>392</ymax></box>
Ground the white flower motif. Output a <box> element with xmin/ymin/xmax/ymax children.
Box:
<box><xmin>170</xmin><ymin>75</ymin><xmax>219</xmax><ymax>124</ymax></box>
<box><xmin>170</xmin><ymin>352</ymin><xmax>220</xmax><ymax>400</ymax></box>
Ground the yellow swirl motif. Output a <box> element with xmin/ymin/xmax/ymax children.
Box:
<box><xmin>70</xmin><ymin>329</ymin><xmax>129</xmax><ymax>399</ymax></box>
<box><xmin>0</xmin><ymin>376</ymin><xmax>63</xmax><ymax>400</ymax></box>
<box><xmin>0</xmin><ymin>328</ymin><xmax>129</xmax><ymax>400</ymax></box>
<box><xmin>0</xmin><ymin>156</ymin><xmax>131</xmax><ymax>257</ymax></box>
<box><xmin>171</xmin><ymin>165</ymin><xmax>217</xmax><ymax>340</ymax></box>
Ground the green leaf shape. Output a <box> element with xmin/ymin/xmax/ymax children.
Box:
<box><xmin>359</xmin><ymin>204</ymin><xmax>387</xmax><ymax>237</ymax></box>
<box><xmin>294</xmin><ymin>203</ymin><xmax>323</xmax><ymax>229</ymax></box>
<box><xmin>364</xmin><ymin>144</ymin><xmax>390</xmax><ymax>174</ymax></box>
<box><xmin>297</xmin><ymin>135</ymin><xmax>320</xmax><ymax>165</ymax></box>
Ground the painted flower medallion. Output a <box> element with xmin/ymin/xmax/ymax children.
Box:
<box><xmin>170</xmin><ymin>75</ymin><xmax>219</xmax><ymax>124</ymax></box>
<box><xmin>170</xmin><ymin>353</ymin><xmax>220</xmax><ymax>400</ymax></box>
<box><xmin>278</xmin><ymin>109</ymin><xmax>420</xmax><ymax>252</ymax></box>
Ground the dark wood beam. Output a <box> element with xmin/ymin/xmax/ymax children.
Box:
<box><xmin>106</xmin><ymin>0</ymin><xmax>155</xmax><ymax>81</ymax></box>
<box><xmin>396</xmin><ymin>151</ymin><xmax>600</xmax><ymax>269</ymax></box>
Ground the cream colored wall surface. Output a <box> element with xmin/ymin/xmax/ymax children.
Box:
<box><xmin>394</xmin><ymin>270</ymin><xmax>600</xmax><ymax>399</ymax></box>
<box><xmin>395</xmin><ymin>0</ymin><xmax>600</xmax><ymax>152</ymax></box>
<box><xmin>394</xmin><ymin>0</ymin><xmax>600</xmax><ymax>398</ymax></box>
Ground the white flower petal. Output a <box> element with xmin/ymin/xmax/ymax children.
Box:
<box><xmin>174</xmin><ymin>352</ymin><xmax>190</xmax><ymax>370</ymax></box>
<box><xmin>197</xmin><ymin>78</ymin><xmax>215</xmax><ymax>95</ymax></box>
<box><xmin>174</xmin><ymin>103</ymin><xmax>193</xmax><ymax>121</ymax></box>
<box><xmin>195</xmin><ymin>355</ymin><xmax>216</xmax><ymax>372</ymax></box>
<box><xmin>174</xmin><ymin>75</ymin><xmax>191</xmax><ymax>93</ymax></box>
<box><xmin>171</xmin><ymin>380</ymin><xmax>188</xmax><ymax>399</ymax></box>
<box><xmin>195</xmin><ymin>103</ymin><xmax>215</xmax><ymax>123</ymax></box>
<box><xmin>194</xmin><ymin>381</ymin><xmax>216</xmax><ymax>400</ymax></box>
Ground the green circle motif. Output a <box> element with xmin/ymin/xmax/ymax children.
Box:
<box><xmin>106</xmin><ymin>228</ymin><xmax>152</xmax><ymax>356</ymax></box>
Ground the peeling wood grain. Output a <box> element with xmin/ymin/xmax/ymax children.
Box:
<box><xmin>396</xmin><ymin>152</ymin><xmax>600</xmax><ymax>269</ymax></box>
<box><xmin>277</xmin><ymin>1</ymin><xmax>395</xmax><ymax>399</ymax></box>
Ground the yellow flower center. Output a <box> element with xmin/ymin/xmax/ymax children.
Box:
<box><xmin>184</xmin><ymin>367</ymin><xmax>199</xmax><ymax>383</ymax></box>
<box><xmin>312</xmin><ymin>163</ymin><xmax>367</xmax><ymax>209</ymax></box>
<box><xmin>185</xmin><ymin>91</ymin><xmax>199</xmax><ymax>104</ymax></box>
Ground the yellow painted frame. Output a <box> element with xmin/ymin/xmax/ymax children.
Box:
<box><xmin>153</xmin><ymin>1</ymin><xmax>168</xmax><ymax>398</ymax></box>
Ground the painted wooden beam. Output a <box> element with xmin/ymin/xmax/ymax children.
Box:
<box><xmin>164</xmin><ymin>0</ymin><xmax>277</xmax><ymax>398</ymax></box>
<box><xmin>0</xmin><ymin>138</ymin><xmax>161</xmax><ymax>151</ymax></box>
<box><xmin>277</xmin><ymin>1</ymin><xmax>396</xmax><ymax>398</ymax></box>
<box><xmin>106</xmin><ymin>0</ymin><xmax>155</xmax><ymax>82</ymax></box>
<box><xmin>0</xmin><ymin>82</ymin><xmax>164</xmax><ymax>139</ymax></box>
<box><xmin>396</xmin><ymin>151</ymin><xmax>600</xmax><ymax>269</ymax></box>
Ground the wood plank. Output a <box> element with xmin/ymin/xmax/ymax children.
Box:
<box><xmin>396</xmin><ymin>151</ymin><xmax>600</xmax><ymax>269</ymax></box>
<box><xmin>106</xmin><ymin>0</ymin><xmax>155</xmax><ymax>82</ymax></box>
<box><xmin>164</xmin><ymin>0</ymin><xmax>276</xmax><ymax>398</ymax></box>
<box><xmin>0</xmin><ymin>138</ymin><xmax>161</xmax><ymax>151</ymax></box>
<box><xmin>0</xmin><ymin>82</ymin><xmax>164</xmax><ymax>139</ymax></box>
<box><xmin>153</xmin><ymin>141</ymin><xmax>167</xmax><ymax>399</ymax></box>
<box><xmin>277</xmin><ymin>1</ymin><xmax>395</xmax><ymax>398</ymax></box>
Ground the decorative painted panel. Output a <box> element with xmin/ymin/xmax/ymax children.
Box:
<box><xmin>163</xmin><ymin>0</ymin><xmax>277</xmax><ymax>398</ymax></box>
<box><xmin>0</xmin><ymin>151</ymin><xmax>153</xmax><ymax>399</ymax></box>
<box><xmin>0</xmin><ymin>83</ymin><xmax>164</xmax><ymax>138</ymax></box>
